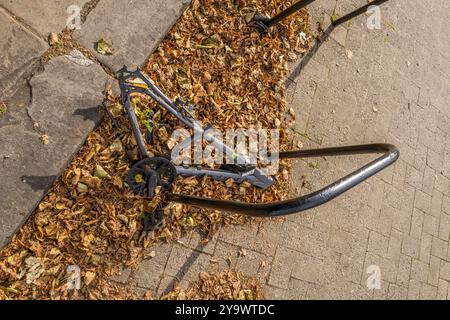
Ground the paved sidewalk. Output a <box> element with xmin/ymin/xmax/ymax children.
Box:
<box><xmin>128</xmin><ymin>0</ymin><xmax>450</xmax><ymax>299</ymax></box>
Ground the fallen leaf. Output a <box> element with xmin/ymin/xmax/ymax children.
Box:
<box><xmin>96</xmin><ymin>38</ymin><xmax>113</xmax><ymax>55</ymax></box>
<box><xmin>346</xmin><ymin>49</ymin><xmax>353</xmax><ymax>59</ymax></box>
<box><xmin>84</xmin><ymin>271</ymin><xmax>96</xmax><ymax>285</ymax></box>
<box><xmin>77</xmin><ymin>182</ymin><xmax>88</xmax><ymax>193</ymax></box>
<box><xmin>40</xmin><ymin>134</ymin><xmax>49</xmax><ymax>145</ymax></box>
<box><xmin>94</xmin><ymin>164</ymin><xmax>110</xmax><ymax>179</ymax></box>
<box><xmin>48</xmin><ymin>32</ymin><xmax>60</xmax><ymax>46</ymax></box>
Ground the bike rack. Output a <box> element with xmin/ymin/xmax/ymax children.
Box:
<box><xmin>251</xmin><ymin>0</ymin><xmax>390</xmax><ymax>33</ymax></box>
<box><xmin>115</xmin><ymin>68</ymin><xmax>399</xmax><ymax>230</ymax></box>
<box><xmin>167</xmin><ymin>144</ymin><xmax>399</xmax><ymax>217</ymax></box>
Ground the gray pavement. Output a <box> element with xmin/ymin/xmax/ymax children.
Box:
<box><xmin>74</xmin><ymin>0</ymin><xmax>190</xmax><ymax>71</ymax></box>
<box><xmin>0</xmin><ymin>7</ymin><xmax>48</xmax><ymax>97</ymax></box>
<box><xmin>0</xmin><ymin>0</ymin><xmax>90</xmax><ymax>36</ymax></box>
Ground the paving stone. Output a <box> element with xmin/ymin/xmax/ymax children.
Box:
<box><xmin>339</xmin><ymin>251</ymin><xmax>365</xmax><ymax>284</ymax></box>
<box><xmin>0</xmin><ymin>0</ymin><xmax>90</xmax><ymax>36</ymax></box>
<box><xmin>290</xmin><ymin>252</ymin><xmax>324</xmax><ymax>284</ymax></box>
<box><xmin>0</xmin><ymin>55</ymin><xmax>108</xmax><ymax>248</ymax></box>
<box><xmin>211</xmin><ymin>240</ymin><xmax>239</xmax><ymax>271</ymax></box>
<box><xmin>430</xmin><ymin>190</ymin><xmax>444</xmax><ymax>217</ymax></box>
<box><xmin>423</xmin><ymin>214</ymin><xmax>439</xmax><ymax>236</ymax></box>
<box><xmin>73</xmin><ymin>0</ymin><xmax>190</xmax><ymax>71</ymax></box>
<box><xmin>420</xmin><ymin>283</ymin><xmax>438</xmax><ymax>300</ymax></box>
<box><xmin>402</xmin><ymin>235</ymin><xmax>420</xmax><ymax>259</ymax></box>
<box><xmin>443</xmin><ymin>195</ymin><xmax>450</xmax><ymax>215</ymax></box>
<box><xmin>388</xmin><ymin>206</ymin><xmax>411</xmax><ymax>235</ymax></box>
<box><xmin>134</xmin><ymin>242</ymin><xmax>172</xmax><ymax>290</ymax></box>
<box><xmin>419</xmin><ymin>232</ymin><xmax>432</xmax><ymax>264</ymax></box>
<box><xmin>387</xmin><ymin>284</ymin><xmax>408</xmax><ymax>300</ymax></box>
<box><xmin>387</xmin><ymin>228</ymin><xmax>403</xmax><ymax>261</ymax></box>
<box><xmin>410</xmin><ymin>208</ymin><xmax>424</xmax><ymax>240</ymax></box>
<box><xmin>367</xmin><ymin>231</ymin><xmax>389</xmax><ymax>257</ymax></box>
<box><xmin>436</xmin><ymin>279</ymin><xmax>449</xmax><ymax>300</ymax></box>
<box><xmin>431</xmin><ymin>236</ymin><xmax>448</xmax><ymax>260</ymax></box>
<box><xmin>264</xmin><ymin>285</ymin><xmax>290</xmax><ymax>300</ymax></box>
<box><xmin>280</xmin><ymin>220</ymin><xmax>329</xmax><ymax>259</ymax></box>
<box><xmin>407</xmin><ymin>279</ymin><xmax>421</xmax><ymax>300</ymax></box>
<box><xmin>438</xmin><ymin>214</ymin><xmax>450</xmax><ymax>241</ymax></box>
<box><xmin>428</xmin><ymin>255</ymin><xmax>440</xmax><ymax>286</ymax></box>
<box><xmin>363</xmin><ymin>252</ymin><xmax>397</xmax><ymax>284</ymax></box>
<box><xmin>418</xmin><ymin>127</ymin><xmax>436</xmax><ymax>148</ymax></box>
<box><xmin>328</xmin><ymin>228</ymin><xmax>364</xmax><ymax>256</ymax></box>
<box><xmin>0</xmin><ymin>8</ymin><xmax>48</xmax><ymax>97</ymax></box>
<box><xmin>372</xmin><ymin>280</ymin><xmax>389</xmax><ymax>300</ymax></box>
<box><xmin>250</xmin><ymin>220</ymin><xmax>285</xmax><ymax>256</ymax></box>
<box><xmin>186</xmin><ymin>231</ymin><xmax>217</xmax><ymax>255</ymax></box>
<box><xmin>286</xmin><ymin>278</ymin><xmax>309</xmax><ymax>300</ymax></box>
<box><xmin>156</xmin><ymin>275</ymin><xmax>177</xmax><ymax>297</ymax></box>
<box><xmin>440</xmin><ymin>261</ymin><xmax>450</xmax><ymax>282</ymax></box>
<box><xmin>396</xmin><ymin>254</ymin><xmax>411</xmax><ymax>287</ymax></box>
<box><xmin>427</xmin><ymin>149</ymin><xmax>443</xmax><ymax>172</ymax></box>
<box><xmin>410</xmin><ymin>259</ymin><xmax>428</xmax><ymax>283</ymax></box>
<box><xmin>235</xmin><ymin>249</ymin><xmax>270</xmax><ymax>283</ymax></box>
<box><xmin>414</xmin><ymin>143</ymin><xmax>428</xmax><ymax>171</ymax></box>
<box><xmin>414</xmin><ymin>190</ymin><xmax>432</xmax><ymax>213</ymax></box>
<box><xmin>421</xmin><ymin>166</ymin><xmax>436</xmax><ymax>196</ymax></box>
<box><xmin>268</xmin><ymin>246</ymin><xmax>297</xmax><ymax>289</ymax></box>
<box><xmin>0</xmin><ymin>213</ymin><xmax>23</xmax><ymax>248</ymax></box>
<box><xmin>219</xmin><ymin>224</ymin><xmax>258</xmax><ymax>249</ymax></box>
<box><xmin>164</xmin><ymin>243</ymin><xmax>212</xmax><ymax>282</ymax></box>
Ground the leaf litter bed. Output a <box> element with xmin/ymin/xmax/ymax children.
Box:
<box><xmin>0</xmin><ymin>0</ymin><xmax>311</xmax><ymax>299</ymax></box>
<box><xmin>161</xmin><ymin>269</ymin><xmax>265</xmax><ymax>300</ymax></box>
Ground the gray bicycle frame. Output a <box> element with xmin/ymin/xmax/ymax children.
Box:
<box><xmin>118</xmin><ymin>67</ymin><xmax>275</xmax><ymax>189</ymax></box>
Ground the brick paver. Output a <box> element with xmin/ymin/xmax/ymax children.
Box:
<box><xmin>128</xmin><ymin>0</ymin><xmax>450</xmax><ymax>299</ymax></box>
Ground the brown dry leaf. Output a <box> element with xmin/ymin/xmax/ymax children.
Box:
<box><xmin>48</xmin><ymin>32</ymin><xmax>60</xmax><ymax>46</ymax></box>
<box><xmin>84</xmin><ymin>271</ymin><xmax>96</xmax><ymax>286</ymax></box>
<box><xmin>40</xmin><ymin>134</ymin><xmax>49</xmax><ymax>145</ymax></box>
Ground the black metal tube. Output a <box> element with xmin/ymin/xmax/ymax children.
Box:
<box><xmin>252</xmin><ymin>0</ymin><xmax>390</xmax><ymax>31</ymax></box>
<box><xmin>166</xmin><ymin>144</ymin><xmax>399</xmax><ymax>217</ymax></box>
<box><xmin>265</xmin><ymin>0</ymin><xmax>316</xmax><ymax>27</ymax></box>
<box><xmin>332</xmin><ymin>0</ymin><xmax>390</xmax><ymax>26</ymax></box>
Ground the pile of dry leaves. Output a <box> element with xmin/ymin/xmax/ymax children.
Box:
<box><xmin>0</xmin><ymin>0</ymin><xmax>310</xmax><ymax>300</ymax></box>
<box><xmin>162</xmin><ymin>269</ymin><xmax>264</xmax><ymax>300</ymax></box>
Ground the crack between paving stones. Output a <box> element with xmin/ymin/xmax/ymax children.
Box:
<box><xmin>0</xmin><ymin>5</ymin><xmax>47</xmax><ymax>42</ymax></box>
<box><xmin>80</xmin><ymin>0</ymin><xmax>101</xmax><ymax>22</ymax></box>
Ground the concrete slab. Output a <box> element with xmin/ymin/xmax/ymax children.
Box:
<box><xmin>0</xmin><ymin>0</ymin><xmax>90</xmax><ymax>36</ymax></box>
<box><xmin>0</xmin><ymin>8</ymin><xmax>48</xmax><ymax>97</ymax></box>
<box><xmin>0</xmin><ymin>54</ymin><xmax>109</xmax><ymax>248</ymax></box>
<box><xmin>74</xmin><ymin>0</ymin><xmax>190</xmax><ymax>72</ymax></box>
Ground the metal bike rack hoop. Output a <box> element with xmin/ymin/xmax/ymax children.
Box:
<box><xmin>166</xmin><ymin>144</ymin><xmax>399</xmax><ymax>217</ymax></box>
